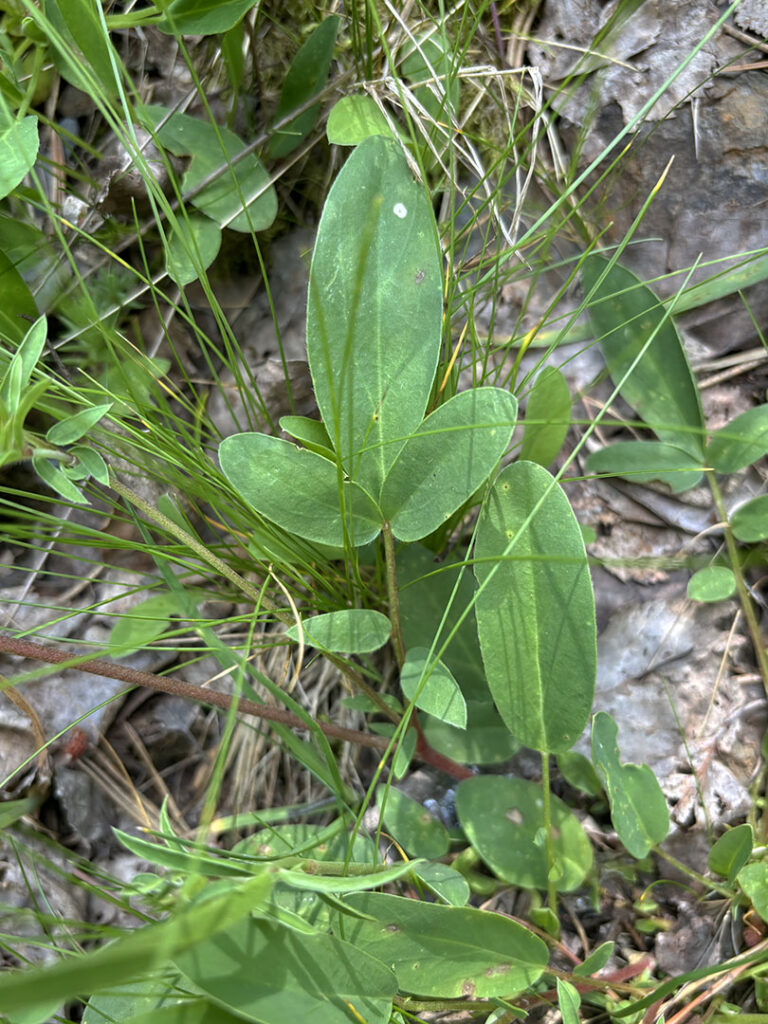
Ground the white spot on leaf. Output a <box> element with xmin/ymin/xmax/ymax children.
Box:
<box><xmin>393</xmin><ymin>202</ymin><xmax>407</xmax><ymax>218</ymax></box>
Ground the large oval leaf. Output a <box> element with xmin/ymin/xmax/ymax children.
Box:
<box><xmin>335</xmin><ymin>892</ymin><xmax>547</xmax><ymax>999</ymax></box>
<box><xmin>582</xmin><ymin>256</ymin><xmax>705</xmax><ymax>458</ymax></box>
<box><xmin>456</xmin><ymin>775</ymin><xmax>593</xmax><ymax>892</ymax></box>
<box><xmin>219</xmin><ymin>433</ymin><xmax>382</xmax><ymax>547</ymax></box>
<box><xmin>307</xmin><ymin>135</ymin><xmax>443</xmax><ymax>494</ymax></box>
<box><xmin>174</xmin><ymin>918</ymin><xmax>395</xmax><ymax>1024</ymax></box>
<box><xmin>474</xmin><ymin>461</ymin><xmax>596</xmax><ymax>753</ymax></box>
<box><xmin>380</xmin><ymin>387</ymin><xmax>517</xmax><ymax>540</ymax></box>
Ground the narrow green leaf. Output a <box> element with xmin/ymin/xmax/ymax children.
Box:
<box><xmin>738</xmin><ymin>862</ymin><xmax>768</xmax><ymax>924</ymax></box>
<box><xmin>410</xmin><ymin>862</ymin><xmax>469</xmax><ymax>906</ymax></box>
<box><xmin>307</xmin><ymin>135</ymin><xmax>443</xmax><ymax>495</ymax></box>
<box><xmin>377</xmin><ymin>785</ymin><xmax>450</xmax><ymax>859</ymax></box>
<box><xmin>557</xmin><ymin>979</ymin><xmax>581</xmax><ymax>1024</ymax></box>
<box><xmin>520</xmin><ymin>367</ymin><xmax>571</xmax><ymax>467</ymax></box>
<box><xmin>174</xmin><ymin>918</ymin><xmax>395</xmax><ymax>1024</ymax></box>
<box><xmin>0</xmin><ymin>251</ymin><xmax>38</xmax><ymax>345</ymax></box>
<box><xmin>400</xmin><ymin>647</ymin><xmax>466</xmax><ymax>729</ymax></box>
<box><xmin>46</xmin><ymin>403</ymin><xmax>112</xmax><ymax>446</ymax></box>
<box><xmin>573</xmin><ymin>941</ymin><xmax>615</xmax><ymax>977</ymax></box>
<box><xmin>278</xmin><ymin>859</ymin><xmax>422</xmax><ymax>894</ymax></box>
<box><xmin>327</xmin><ymin>96</ymin><xmax>395</xmax><ymax>145</ymax></box>
<box><xmin>474</xmin><ymin>461</ymin><xmax>596</xmax><ymax>753</ymax></box>
<box><xmin>455</xmin><ymin>775</ymin><xmax>593</xmax><ymax>892</ymax></box>
<box><xmin>582</xmin><ymin>255</ymin><xmax>705</xmax><ymax>458</ymax></box>
<box><xmin>32</xmin><ymin>456</ymin><xmax>86</xmax><ymax>503</ymax></box>
<box><xmin>586</xmin><ymin>440</ymin><xmax>704</xmax><ymax>494</ymax></box>
<box><xmin>707</xmin><ymin>405</ymin><xmax>768</xmax><ymax>473</ymax></box>
<box><xmin>286</xmin><ymin>609</ymin><xmax>391</xmax><ymax>653</ymax></box>
<box><xmin>166</xmin><ymin>215</ymin><xmax>221</xmax><ymax>287</ymax></box>
<box><xmin>380</xmin><ymin>387</ymin><xmax>518</xmax><ymax>541</ymax></box>
<box><xmin>157</xmin><ymin>0</ymin><xmax>259</xmax><ymax>35</ymax></box>
<box><xmin>591</xmin><ymin>712</ymin><xmax>669</xmax><ymax>858</ymax></box>
<box><xmin>731</xmin><ymin>496</ymin><xmax>768</xmax><ymax>542</ymax></box>
<box><xmin>0</xmin><ymin>116</ymin><xmax>38</xmax><ymax>200</ymax></box>
<box><xmin>687</xmin><ymin>566</ymin><xmax>735</xmax><ymax>602</ymax></box>
<box><xmin>42</xmin><ymin>0</ymin><xmax>120</xmax><ymax>94</ymax></box>
<box><xmin>268</xmin><ymin>16</ymin><xmax>340</xmax><ymax>159</ymax></box>
<box><xmin>69</xmin><ymin>446</ymin><xmax>109</xmax><ymax>485</ymax></box>
<box><xmin>708</xmin><ymin>824</ymin><xmax>753</xmax><ymax>883</ymax></box>
<box><xmin>219</xmin><ymin>432</ymin><xmax>382</xmax><ymax>547</ymax></box>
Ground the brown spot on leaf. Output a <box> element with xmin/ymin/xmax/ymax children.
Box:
<box><xmin>506</xmin><ymin>806</ymin><xmax>524</xmax><ymax>825</ymax></box>
<box><xmin>461</xmin><ymin>980</ymin><xmax>477</xmax><ymax>998</ymax></box>
<box><xmin>485</xmin><ymin>963</ymin><xmax>511</xmax><ymax>976</ymax></box>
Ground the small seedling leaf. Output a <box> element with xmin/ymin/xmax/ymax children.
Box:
<box><xmin>687</xmin><ymin>566</ymin><xmax>736</xmax><ymax>603</ymax></box>
<box><xmin>731</xmin><ymin>496</ymin><xmax>768</xmax><ymax>542</ymax></box>
<box><xmin>591</xmin><ymin>711</ymin><xmax>669</xmax><ymax>858</ymax></box>
<box><xmin>307</xmin><ymin>136</ymin><xmax>443</xmax><ymax>495</ymax></box>
<box><xmin>582</xmin><ymin>256</ymin><xmax>705</xmax><ymax>458</ymax></box>
<box><xmin>32</xmin><ymin>456</ymin><xmax>86</xmax><ymax>504</ymax></box>
<box><xmin>377</xmin><ymin>785</ymin><xmax>450</xmax><ymax>859</ymax></box>
<box><xmin>157</xmin><ymin>0</ymin><xmax>260</xmax><ymax>35</ymax></box>
<box><xmin>709</xmin><ymin>824</ymin><xmax>753</xmax><ymax>882</ymax></box>
<box><xmin>0</xmin><ymin>116</ymin><xmax>38</xmax><ymax>201</ymax></box>
<box><xmin>455</xmin><ymin>775</ymin><xmax>593</xmax><ymax>892</ymax></box>
<box><xmin>46</xmin><ymin>403</ymin><xmax>112</xmax><ymax>446</ymax></box>
<box><xmin>335</xmin><ymin>892</ymin><xmax>547</xmax><ymax>999</ymax></box>
<box><xmin>573</xmin><ymin>940</ymin><xmax>615</xmax><ymax>977</ymax></box>
<box><xmin>520</xmin><ymin>367</ymin><xmax>571</xmax><ymax>467</ymax></box>
<box><xmin>474</xmin><ymin>461</ymin><xmax>596</xmax><ymax>753</ymax></box>
<box><xmin>557</xmin><ymin>979</ymin><xmax>581</xmax><ymax>1024</ymax></box>
<box><xmin>399</xmin><ymin>647</ymin><xmax>466</xmax><ymax>729</ymax></box>
<box><xmin>706</xmin><ymin>405</ymin><xmax>768</xmax><ymax>473</ymax></box>
<box><xmin>286</xmin><ymin>609</ymin><xmax>391</xmax><ymax>653</ymax></box>
<box><xmin>174</xmin><ymin>917</ymin><xmax>395</xmax><ymax>1024</ymax></box>
<box><xmin>268</xmin><ymin>16</ymin><xmax>340</xmax><ymax>159</ymax></box>
<box><xmin>279</xmin><ymin>415</ymin><xmax>334</xmax><ymax>458</ymax></box>
<box><xmin>380</xmin><ymin>387</ymin><xmax>517</xmax><ymax>541</ymax></box>
<box><xmin>586</xmin><ymin>440</ymin><xmax>704</xmax><ymax>493</ymax></box>
<box><xmin>327</xmin><ymin>95</ymin><xmax>395</xmax><ymax>145</ymax></box>
<box><xmin>67</xmin><ymin>446</ymin><xmax>109</xmax><ymax>485</ymax></box>
<box><xmin>219</xmin><ymin>432</ymin><xmax>382</xmax><ymax>547</ymax></box>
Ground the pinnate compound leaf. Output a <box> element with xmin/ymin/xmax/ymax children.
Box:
<box><xmin>380</xmin><ymin>387</ymin><xmax>517</xmax><ymax>541</ymax></box>
<box><xmin>307</xmin><ymin>135</ymin><xmax>443</xmax><ymax>495</ymax></box>
<box><xmin>286</xmin><ymin>609</ymin><xmax>391</xmax><ymax>653</ymax></box>
<box><xmin>706</xmin><ymin>405</ymin><xmax>768</xmax><ymax>473</ymax></box>
<box><xmin>708</xmin><ymin>824</ymin><xmax>753</xmax><ymax>883</ymax></box>
<box><xmin>399</xmin><ymin>647</ymin><xmax>466</xmax><ymax>728</ymax></box>
<box><xmin>219</xmin><ymin>433</ymin><xmax>382</xmax><ymax>547</ymax></box>
<box><xmin>377</xmin><ymin>784</ymin><xmax>450</xmax><ymax>859</ymax></box>
<box><xmin>335</xmin><ymin>892</ymin><xmax>547</xmax><ymax>999</ymax></box>
<box><xmin>455</xmin><ymin>775</ymin><xmax>593</xmax><ymax>892</ymax></box>
<box><xmin>582</xmin><ymin>256</ymin><xmax>705</xmax><ymax>458</ymax></box>
<box><xmin>591</xmin><ymin>711</ymin><xmax>669</xmax><ymax>858</ymax></box>
<box><xmin>474</xmin><ymin>461</ymin><xmax>596</xmax><ymax>753</ymax></box>
<box><xmin>731</xmin><ymin>495</ymin><xmax>768</xmax><ymax>542</ymax></box>
<box><xmin>687</xmin><ymin>566</ymin><xmax>735</xmax><ymax>602</ymax></box>
<box><xmin>158</xmin><ymin>0</ymin><xmax>259</xmax><ymax>35</ymax></box>
<box><xmin>327</xmin><ymin>95</ymin><xmax>395</xmax><ymax>145</ymax></box>
<box><xmin>268</xmin><ymin>16</ymin><xmax>340</xmax><ymax>159</ymax></box>
<box><xmin>520</xmin><ymin>367</ymin><xmax>571</xmax><ymax>467</ymax></box>
<box><xmin>586</xmin><ymin>440</ymin><xmax>704</xmax><ymax>494</ymax></box>
<box><xmin>174</xmin><ymin>918</ymin><xmax>395</xmax><ymax>1024</ymax></box>
<box><xmin>0</xmin><ymin>116</ymin><xmax>38</xmax><ymax>200</ymax></box>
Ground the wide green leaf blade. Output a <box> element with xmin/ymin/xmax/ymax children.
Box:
<box><xmin>586</xmin><ymin>440</ymin><xmax>704</xmax><ymax>493</ymax></box>
<box><xmin>474</xmin><ymin>461</ymin><xmax>596</xmax><ymax>753</ymax></box>
<box><xmin>687</xmin><ymin>565</ymin><xmax>735</xmax><ymax>602</ymax></box>
<box><xmin>456</xmin><ymin>775</ymin><xmax>593</xmax><ymax>892</ymax></box>
<box><xmin>706</xmin><ymin>405</ymin><xmax>768</xmax><ymax>472</ymax></box>
<box><xmin>41</xmin><ymin>0</ymin><xmax>120</xmax><ymax>95</ymax></box>
<box><xmin>268</xmin><ymin>16</ymin><xmax>340</xmax><ymax>159</ymax></box>
<box><xmin>381</xmin><ymin>387</ymin><xmax>517</xmax><ymax>541</ymax></box>
<box><xmin>306</xmin><ymin>135</ymin><xmax>443</xmax><ymax>494</ymax></box>
<box><xmin>731</xmin><ymin>495</ymin><xmax>768</xmax><ymax>542</ymax></box>
<box><xmin>582</xmin><ymin>255</ymin><xmax>705</xmax><ymax>458</ymax></box>
<box><xmin>708</xmin><ymin>824</ymin><xmax>753</xmax><ymax>883</ymax></box>
<box><xmin>174</xmin><ymin>918</ymin><xmax>395</xmax><ymax>1024</ymax></box>
<box><xmin>737</xmin><ymin>862</ymin><xmax>768</xmax><ymax>924</ymax></box>
<box><xmin>336</xmin><ymin>892</ymin><xmax>546</xmax><ymax>999</ymax></box>
<box><xmin>421</xmin><ymin>700</ymin><xmax>518</xmax><ymax>765</ymax></box>
<box><xmin>377</xmin><ymin>785</ymin><xmax>450</xmax><ymax>859</ymax></box>
<box><xmin>165</xmin><ymin>215</ymin><xmax>221</xmax><ymax>287</ymax></box>
<box><xmin>46</xmin><ymin>403</ymin><xmax>112</xmax><ymax>446</ymax></box>
<box><xmin>286</xmin><ymin>609</ymin><xmax>391</xmax><ymax>653</ymax></box>
<box><xmin>158</xmin><ymin>0</ymin><xmax>259</xmax><ymax>35</ymax></box>
<box><xmin>327</xmin><ymin>95</ymin><xmax>395</xmax><ymax>145</ymax></box>
<box><xmin>591</xmin><ymin>712</ymin><xmax>669</xmax><ymax>858</ymax></box>
<box><xmin>520</xmin><ymin>367</ymin><xmax>571</xmax><ymax>467</ymax></box>
<box><xmin>400</xmin><ymin>646</ymin><xmax>466</xmax><ymax>728</ymax></box>
<box><xmin>219</xmin><ymin>432</ymin><xmax>382</xmax><ymax>547</ymax></box>
<box><xmin>0</xmin><ymin>116</ymin><xmax>38</xmax><ymax>200</ymax></box>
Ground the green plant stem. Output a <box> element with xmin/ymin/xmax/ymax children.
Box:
<box><xmin>541</xmin><ymin>752</ymin><xmax>557</xmax><ymax>914</ymax></box>
<box><xmin>706</xmin><ymin>471</ymin><xmax>768</xmax><ymax>698</ymax></box>
<box><xmin>653</xmin><ymin>845</ymin><xmax>734</xmax><ymax>899</ymax></box>
<box><xmin>382</xmin><ymin>521</ymin><xmax>406</xmax><ymax>669</ymax></box>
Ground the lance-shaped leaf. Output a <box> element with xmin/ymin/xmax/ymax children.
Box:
<box><xmin>380</xmin><ymin>387</ymin><xmax>517</xmax><ymax>541</ymax></box>
<box><xmin>582</xmin><ymin>256</ymin><xmax>705</xmax><ymax>458</ymax></box>
<box><xmin>474</xmin><ymin>461</ymin><xmax>596</xmax><ymax>753</ymax></box>
<box><xmin>307</xmin><ymin>135</ymin><xmax>443</xmax><ymax>494</ymax></box>
<box><xmin>585</xmin><ymin>440</ymin><xmax>704</xmax><ymax>493</ymax></box>
<box><xmin>219</xmin><ymin>433</ymin><xmax>382</xmax><ymax>547</ymax></box>
<box><xmin>335</xmin><ymin>892</ymin><xmax>547</xmax><ymax>999</ymax></box>
<box><xmin>591</xmin><ymin>712</ymin><xmax>669</xmax><ymax>858</ymax></box>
